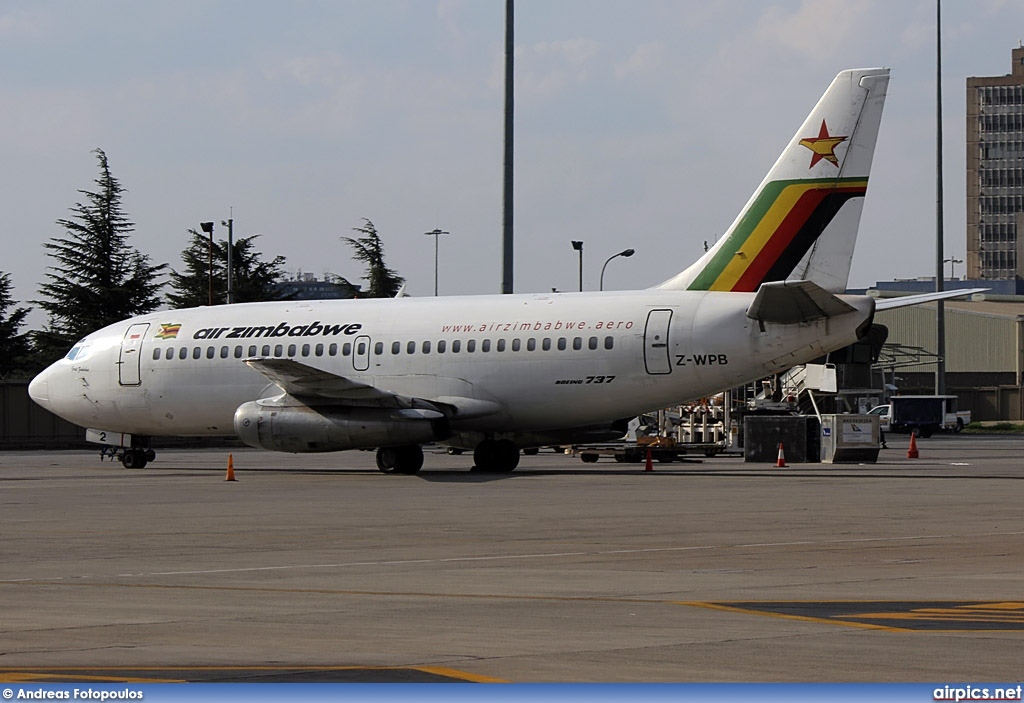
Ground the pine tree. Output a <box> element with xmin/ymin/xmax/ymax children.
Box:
<box><xmin>0</xmin><ymin>272</ymin><xmax>32</xmax><ymax>379</ymax></box>
<box><xmin>342</xmin><ymin>219</ymin><xmax>405</xmax><ymax>298</ymax></box>
<box><xmin>167</xmin><ymin>231</ymin><xmax>290</xmax><ymax>308</ymax></box>
<box><xmin>35</xmin><ymin>149</ymin><xmax>166</xmax><ymax>358</ymax></box>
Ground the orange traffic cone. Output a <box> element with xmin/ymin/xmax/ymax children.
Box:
<box><xmin>225</xmin><ymin>453</ymin><xmax>237</xmax><ymax>481</ymax></box>
<box><xmin>907</xmin><ymin>431</ymin><xmax>919</xmax><ymax>459</ymax></box>
<box><xmin>775</xmin><ymin>442</ymin><xmax>787</xmax><ymax>468</ymax></box>
<box><xmin>644</xmin><ymin>447</ymin><xmax>654</xmax><ymax>472</ymax></box>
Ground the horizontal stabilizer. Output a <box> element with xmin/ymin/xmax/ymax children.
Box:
<box><xmin>874</xmin><ymin>288</ymin><xmax>988</xmax><ymax>311</ymax></box>
<box><xmin>746</xmin><ymin>280</ymin><xmax>857</xmax><ymax>324</ymax></box>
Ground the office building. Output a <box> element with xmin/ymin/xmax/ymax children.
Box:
<box><xmin>966</xmin><ymin>46</ymin><xmax>1024</xmax><ymax>281</ymax></box>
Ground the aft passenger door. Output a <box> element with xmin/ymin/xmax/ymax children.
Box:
<box><xmin>118</xmin><ymin>323</ymin><xmax>150</xmax><ymax>386</ymax></box>
<box><xmin>643</xmin><ymin>310</ymin><xmax>672</xmax><ymax>375</ymax></box>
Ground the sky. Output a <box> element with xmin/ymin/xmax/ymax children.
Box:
<box><xmin>3</xmin><ymin>0</ymin><xmax>1023</xmax><ymax>330</ymax></box>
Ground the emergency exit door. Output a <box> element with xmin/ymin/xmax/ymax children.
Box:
<box><xmin>643</xmin><ymin>309</ymin><xmax>672</xmax><ymax>375</ymax></box>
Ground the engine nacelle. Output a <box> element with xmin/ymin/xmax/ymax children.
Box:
<box><xmin>234</xmin><ymin>401</ymin><xmax>447</xmax><ymax>453</ymax></box>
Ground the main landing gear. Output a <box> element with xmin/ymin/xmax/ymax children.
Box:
<box><xmin>376</xmin><ymin>445</ymin><xmax>425</xmax><ymax>474</ymax></box>
<box><xmin>374</xmin><ymin>439</ymin><xmax>522</xmax><ymax>474</ymax></box>
<box><xmin>472</xmin><ymin>438</ymin><xmax>519</xmax><ymax>473</ymax></box>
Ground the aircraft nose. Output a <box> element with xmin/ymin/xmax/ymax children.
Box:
<box><xmin>28</xmin><ymin>368</ymin><xmax>51</xmax><ymax>409</ymax></box>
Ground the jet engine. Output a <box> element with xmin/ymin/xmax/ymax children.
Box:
<box><xmin>233</xmin><ymin>401</ymin><xmax>447</xmax><ymax>453</ymax></box>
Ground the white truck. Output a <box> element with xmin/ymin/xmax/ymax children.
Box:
<box><xmin>867</xmin><ymin>395</ymin><xmax>971</xmax><ymax>437</ymax></box>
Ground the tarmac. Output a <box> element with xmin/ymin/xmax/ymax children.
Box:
<box><xmin>1</xmin><ymin>434</ymin><xmax>1022</xmax><ymax>682</ymax></box>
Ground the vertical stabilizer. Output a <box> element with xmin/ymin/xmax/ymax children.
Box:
<box><xmin>658</xmin><ymin>68</ymin><xmax>889</xmax><ymax>293</ymax></box>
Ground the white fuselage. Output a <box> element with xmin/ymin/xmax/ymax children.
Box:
<box><xmin>29</xmin><ymin>289</ymin><xmax>874</xmax><ymax>443</ymax></box>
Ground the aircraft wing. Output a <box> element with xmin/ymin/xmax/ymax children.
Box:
<box><xmin>746</xmin><ymin>280</ymin><xmax>857</xmax><ymax>324</ymax></box>
<box><xmin>873</xmin><ymin>288</ymin><xmax>988</xmax><ymax>311</ymax></box>
<box><xmin>242</xmin><ymin>358</ymin><xmax>503</xmax><ymax>419</ymax></box>
<box><xmin>244</xmin><ymin>358</ymin><xmax>409</xmax><ymax>403</ymax></box>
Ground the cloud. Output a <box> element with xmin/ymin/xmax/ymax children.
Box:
<box><xmin>614</xmin><ymin>42</ymin><xmax>670</xmax><ymax>81</ymax></box>
<box><xmin>752</xmin><ymin>0</ymin><xmax>876</xmax><ymax>59</ymax></box>
<box><xmin>512</xmin><ymin>38</ymin><xmax>600</xmax><ymax>99</ymax></box>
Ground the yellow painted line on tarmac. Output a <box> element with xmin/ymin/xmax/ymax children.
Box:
<box><xmin>678</xmin><ymin>601</ymin><xmax>909</xmax><ymax>632</ymax></box>
<box><xmin>680</xmin><ymin>600</ymin><xmax>1024</xmax><ymax>632</ymax></box>
<box><xmin>0</xmin><ymin>666</ymin><xmax>506</xmax><ymax>684</ymax></box>
<box><xmin>0</xmin><ymin>672</ymin><xmax>184</xmax><ymax>683</ymax></box>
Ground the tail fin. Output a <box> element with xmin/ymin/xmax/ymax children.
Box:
<box><xmin>658</xmin><ymin>68</ymin><xmax>889</xmax><ymax>293</ymax></box>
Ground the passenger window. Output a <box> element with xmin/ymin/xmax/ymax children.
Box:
<box><xmin>557</xmin><ymin>338</ymin><xmax>567</xmax><ymax>351</ymax></box>
<box><xmin>262</xmin><ymin>345</ymin><xmax>271</xmax><ymax>357</ymax></box>
<box><xmin>467</xmin><ymin>340</ymin><xmax>476</xmax><ymax>353</ymax></box>
<box><xmin>422</xmin><ymin>341</ymin><xmax>431</xmax><ymax>354</ymax></box>
<box><xmin>248</xmin><ymin>345</ymin><xmax>257</xmax><ymax>357</ymax></box>
<box><xmin>511</xmin><ymin>339</ymin><xmax>520</xmax><ymax>352</ymax></box>
<box><xmin>234</xmin><ymin>346</ymin><xmax>244</xmax><ymax>358</ymax></box>
<box><xmin>329</xmin><ymin>343</ymin><xmax>338</xmax><ymax>356</ymax></box>
<box><xmin>342</xmin><ymin>343</ymin><xmax>352</xmax><ymax>356</ymax></box>
<box><xmin>374</xmin><ymin>342</ymin><xmax>383</xmax><ymax>355</ymax></box>
<box><xmin>315</xmin><ymin>343</ymin><xmax>324</xmax><ymax>357</ymax></box>
<box><xmin>496</xmin><ymin>339</ymin><xmax>506</xmax><ymax>352</ymax></box>
<box><xmin>219</xmin><ymin>346</ymin><xmax>228</xmax><ymax>359</ymax></box>
<box><xmin>179</xmin><ymin>347</ymin><xmax>188</xmax><ymax>360</ymax></box>
<box><xmin>207</xmin><ymin>346</ymin><xmax>216</xmax><ymax>359</ymax></box>
<box><xmin>193</xmin><ymin>347</ymin><xmax>202</xmax><ymax>360</ymax></box>
<box><xmin>452</xmin><ymin>340</ymin><xmax>461</xmax><ymax>353</ymax></box>
<box><xmin>588</xmin><ymin>336</ymin><xmax>598</xmax><ymax>350</ymax></box>
<box><xmin>437</xmin><ymin>340</ymin><xmax>447</xmax><ymax>353</ymax></box>
<box><xmin>542</xmin><ymin>338</ymin><xmax>551</xmax><ymax>351</ymax></box>
<box><xmin>604</xmin><ymin>336</ymin><xmax>614</xmax><ymax>350</ymax></box>
<box><xmin>357</xmin><ymin>341</ymin><xmax>366</xmax><ymax>355</ymax></box>
<box><xmin>481</xmin><ymin>339</ymin><xmax>491</xmax><ymax>352</ymax></box>
<box><xmin>392</xmin><ymin>341</ymin><xmax>401</xmax><ymax>355</ymax></box>
<box><xmin>527</xmin><ymin>338</ymin><xmax>536</xmax><ymax>352</ymax></box>
<box><xmin>152</xmin><ymin>348</ymin><xmax>162</xmax><ymax>361</ymax></box>
<box><xmin>572</xmin><ymin>337</ymin><xmax>582</xmax><ymax>351</ymax></box>
<box><xmin>274</xmin><ymin>344</ymin><xmax>283</xmax><ymax>357</ymax></box>
<box><xmin>302</xmin><ymin>344</ymin><xmax>311</xmax><ymax>357</ymax></box>
<box><xmin>407</xmin><ymin>341</ymin><xmax>416</xmax><ymax>354</ymax></box>
<box><xmin>287</xmin><ymin>344</ymin><xmax>297</xmax><ymax>357</ymax></box>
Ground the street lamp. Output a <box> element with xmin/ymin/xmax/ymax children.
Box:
<box><xmin>599</xmin><ymin>248</ymin><xmax>635</xmax><ymax>291</ymax></box>
<box><xmin>424</xmin><ymin>228</ymin><xmax>449</xmax><ymax>296</ymax></box>
<box><xmin>199</xmin><ymin>222</ymin><xmax>214</xmax><ymax>305</ymax></box>
<box><xmin>944</xmin><ymin>256</ymin><xmax>963</xmax><ymax>280</ymax></box>
<box><xmin>221</xmin><ymin>217</ymin><xmax>234</xmax><ymax>303</ymax></box>
<box><xmin>571</xmin><ymin>240</ymin><xmax>583</xmax><ymax>291</ymax></box>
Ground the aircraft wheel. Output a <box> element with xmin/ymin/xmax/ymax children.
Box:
<box><xmin>522</xmin><ymin>447</ymin><xmax>539</xmax><ymax>456</ymax></box>
<box><xmin>376</xmin><ymin>447</ymin><xmax>400</xmax><ymax>473</ymax></box>
<box><xmin>122</xmin><ymin>450</ymin><xmax>147</xmax><ymax>469</ymax></box>
<box><xmin>473</xmin><ymin>439</ymin><xmax>519</xmax><ymax>473</ymax></box>
<box><xmin>446</xmin><ymin>447</ymin><xmax>464</xmax><ymax>455</ymax></box>
<box><xmin>377</xmin><ymin>446</ymin><xmax>423</xmax><ymax>474</ymax></box>
<box><xmin>145</xmin><ymin>448</ymin><xmax>157</xmax><ymax>462</ymax></box>
<box><xmin>394</xmin><ymin>445</ymin><xmax>424</xmax><ymax>474</ymax></box>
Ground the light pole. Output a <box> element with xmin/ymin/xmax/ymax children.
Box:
<box><xmin>199</xmin><ymin>222</ymin><xmax>214</xmax><ymax>305</ymax></box>
<box><xmin>944</xmin><ymin>256</ymin><xmax>962</xmax><ymax>280</ymax></box>
<box><xmin>424</xmin><ymin>228</ymin><xmax>449</xmax><ymax>296</ymax></box>
<box><xmin>571</xmin><ymin>240</ymin><xmax>583</xmax><ymax>291</ymax></box>
<box><xmin>221</xmin><ymin>216</ymin><xmax>234</xmax><ymax>303</ymax></box>
<box><xmin>599</xmin><ymin>248</ymin><xmax>635</xmax><ymax>291</ymax></box>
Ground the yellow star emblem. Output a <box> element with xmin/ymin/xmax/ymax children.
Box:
<box><xmin>799</xmin><ymin>119</ymin><xmax>847</xmax><ymax>168</ymax></box>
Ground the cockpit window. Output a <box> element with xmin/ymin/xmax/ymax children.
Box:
<box><xmin>65</xmin><ymin>342</ymin><xmax>90</xmax><ymax>361</ymax></box>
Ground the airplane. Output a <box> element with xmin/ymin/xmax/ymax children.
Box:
<box><xmin>28</xmin><ymin>67</ymin><xmax>981</xmax><ymax>473</ymax></box>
